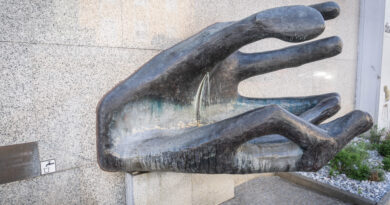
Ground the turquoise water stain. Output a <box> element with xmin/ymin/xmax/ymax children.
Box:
<box><xmin>150</xmin><ymin>99</ymin><xmax>163</xmax><ymax>116</ymax></box>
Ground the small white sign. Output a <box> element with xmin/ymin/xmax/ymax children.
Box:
<box><xmin>41</xmin><ymin>159</ymin><xmax>56</xmax><ymax>175</ymax></box>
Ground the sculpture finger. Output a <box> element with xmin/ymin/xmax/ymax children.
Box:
<box><xmin>205</xmin><ymin>104</ymin><xmax>340</xmax><ymax>173</ymax></box>
<box><xmin>319</xmin><ymin>110</ymin><xmax>373</xmax><ymax>149</ymax></box>
<box><xmin>310</xmin><ymin>1</ymin><xmax>340</xmax><ymax>20</ymax></box>
<box><xmin>202</xmin><ymin>4</ymin><xmax>329</xmax><ymax>65</ymax></box>
<box><xmin>170</xmin><ymin>4</ymin><xmax>329</xmax><ymax>76</ymax></box>
<box><xmin>237</xmin><ymin>92</ymin><xmax>339</xmax><ymax>116</ymax></box>
<box><xmin>298</xmin><ymin>110</ymin><xmax>373</xmax><ymax>171</ymax></box>
<box><xmin>246</xmin><ymin>93</ymin><xmax>340</xmax><ymax>146</ymax></box>
<box><xmin>134</xmin><ymin>104</ymin><xmax>335</xmax><ymax>173</ymax></box>
<box><xmin>197</xmin><ymin>105</ymin><xmax>335</xmax><ymax>152</ymax></box>
<box><xmin>299</xmin><ymin>94</ymin><xmax>340</xmax><ymax>124</ymax></box>
<box><xmin>240</xmin><ymin>98</ymin><xmax>370</xmax><ymax>172</ymax></box>
<box><xmin>234</xmin><ymin>36</ymin><xmax>342</xmax><ymax>81</ymax></box>
<box><xmin>100</xmin><ymin>4</ymin><xmax>333</xmax><ymax>107</ymax></box>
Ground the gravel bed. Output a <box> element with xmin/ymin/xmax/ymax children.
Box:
<box><xmin>298</xmin><ymin>138</ymin><xmax>390</xmax><ymax>202</ymax></box>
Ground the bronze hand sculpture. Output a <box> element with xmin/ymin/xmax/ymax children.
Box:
<box><xmin>97</xmin><ymin>2</ymin><xmax>373</xmax><ymax>174</ymax></box>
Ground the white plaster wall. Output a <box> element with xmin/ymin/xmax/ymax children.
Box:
<box><xmin>0</xmin><ymin>0</ymin><xmax>360</xmax><ymax>204</ymax></box>
<box><xmin>356</xmin><ymin>0</ymin><xmax>386</xmax><ymax>124</ymax></box>
<box><xmin>379</xmin><ymin>0</ymin><xmax>390</xmax><ymax>130</ymax></box>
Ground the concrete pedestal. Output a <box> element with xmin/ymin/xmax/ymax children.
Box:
<box><xmin>125</xmin><ymin>172</ymin><xmax>269</xmax><ymax>205</ymax></box>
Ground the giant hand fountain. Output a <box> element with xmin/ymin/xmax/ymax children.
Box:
<box><xmin>97</xmin><ymin>2</ymin><xmax>373</xmax><ymax>174</ymax></box>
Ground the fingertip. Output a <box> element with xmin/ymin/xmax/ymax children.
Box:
<box><xmin>255</xmin><ymin>5</ymin><xmax>325</xmax><ymax>42</ymax></box>
<box><xmin>310</xmin><ymin>1</ymin><xmax>340</xmax><ymax>20</ymax></box>
<box><xmin>358</xmin><ymin>110</ymin><xmax>374</xmax><ymax>129</ymax></box>
<box><xmin>326</xmin><ymin>36</ymin><xmax>343</xmax><ymax>55</ymax></box>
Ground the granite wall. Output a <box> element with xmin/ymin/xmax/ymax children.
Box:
<box><xmin>0</xmin><ymin>0</ymin><xmax>360</xmax><ymax>204</ymax></box>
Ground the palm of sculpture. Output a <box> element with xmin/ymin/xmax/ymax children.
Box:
<box><xmin>97</xmin><ymin>2</ymin><xmax>373</xmax><ymax>174</ymax></box>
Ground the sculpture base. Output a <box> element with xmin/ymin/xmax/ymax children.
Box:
<box><xmin>125</xmin><ymin>172</ymin><xmax>271</xmax><ymax>205</ymax></box>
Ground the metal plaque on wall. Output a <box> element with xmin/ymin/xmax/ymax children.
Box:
<box><xmin>0</xmin><ymin>142</ymin><xmax>40</xmax><ymax>184</ymax></box>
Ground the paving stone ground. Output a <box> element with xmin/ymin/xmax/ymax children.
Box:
<box><xmin>222</xmin><ymin>176</ymin><xmax>349</xmax><ymax>205</ymax></box>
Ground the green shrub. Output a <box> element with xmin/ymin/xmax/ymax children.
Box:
<box><xmin>330</xmin><ymin>145</ymin><xmax>370</xmax><ymax>180</ymax></box>
<box><xmin>355</xmin><ymin>141</ymin><xmax>378</xmax><ymax>151</ymax></box>
<box><xmin>383</xmin><ymin>156</ymin><xmax>390</xmax><ymax>171</ymax></box>
<box><xmin>329</xmin><ymin>168</ymin><xmax>335</xmax><ymax>177</ymax></box>
<box><xmin>368</xmin><ymin>143</ymin><xmax>380</xmax><ymax>150</ymax></box>
<box><xmin>353</xmin><ymin>140</ymin><xmax>380</xmax><ymax>150</ymax></box>
<box><xmin>379</xmin><ymin>140</ymin><xmax>390</xmax><ymax>157</ymax></box>
<box><xmin>369</xmin><ymin>169</ymin><xmax>385</xmax><ymax>181</ymax></box>
<box><xmin>369</xmin><ymin>125</ymin><xmax>384</xmax><ymax>144</ymax></box>
<box><xmin>345</xmin><ymin>144</ymin><xmax>369</xmax><ymax>159</ymax></box>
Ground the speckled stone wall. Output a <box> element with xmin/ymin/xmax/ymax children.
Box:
<box><xmin>0</xmin><ymin>0</ymin><xmax>360</xmax><ymax>204</ymax></box>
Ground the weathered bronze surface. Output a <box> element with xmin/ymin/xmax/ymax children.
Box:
<box><xmin>97</xmin><ymin>2</ymin><xmax>373</xmax><ymax>174</ymax></box>
<box><xmin>0</xmin><ymin>142</ymin><xmax>40</xmax><ymax>184</ymax></box>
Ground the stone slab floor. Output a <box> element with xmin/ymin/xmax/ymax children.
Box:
<box><xmin>222</xmin><ymin>176</ymin><xmax>348</xmax><ymax>205</ymax></box>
